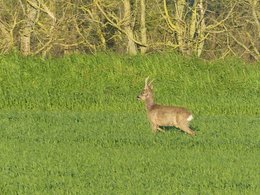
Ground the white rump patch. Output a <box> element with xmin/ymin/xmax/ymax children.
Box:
<box><xmin>187</xmin><ymin>115</ymin><xmax>193</xmax><ymax>121</ymax></box>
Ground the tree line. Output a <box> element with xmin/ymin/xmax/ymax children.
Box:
<box><xmin>0</xmin><ymin>0</ymin><xmax>259</xmax><ymax>60</ymax></box>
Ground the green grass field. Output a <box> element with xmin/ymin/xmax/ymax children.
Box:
<box><xmin>0</xmin><ymin>53</ymin><xmax>259</xmax><ymax>194</ymax></box>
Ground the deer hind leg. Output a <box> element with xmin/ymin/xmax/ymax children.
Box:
<box><xmin>178</xmin><ymin>118</ymin><xmax>195</xmax><ymax>136</ymax></box>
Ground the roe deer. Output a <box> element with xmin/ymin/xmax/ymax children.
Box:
<box><xmin>137</xmin><ymin>77</ymin><xmax>195</xmax><ymax>136</ymax></box>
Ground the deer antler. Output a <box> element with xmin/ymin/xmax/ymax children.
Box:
<box><xmin>145</xmin><ymin>76</ymin><xmax>154</xmax><ymax>88</ymax></box>
<box><xmin>145</xmin><ymin>76</ymin><xmax>149</xmax><ymax>87</ymax></box>
<box><xmin>149</xmin><ymin>79</ymin><xmax>154</xmax><ymax>86</ymax></box>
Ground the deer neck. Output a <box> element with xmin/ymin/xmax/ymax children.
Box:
<box><xmin>145</xmin><ymin>96</ymin><xmax>154</xmax><ymax>111</ymax></box>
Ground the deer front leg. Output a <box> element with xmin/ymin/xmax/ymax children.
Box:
<box><xmin>151</xmin><ymin>123</ymin><xmax>165</xmax><ymax>133</ymax></box>
<box><xmin>151</xmin><ymin>123</ymin><xmax>158</xmax><ymax>133</ymax></box>
<box><xmin>157</xmin><ymin>127</ymin><xmax>165</xmax><ymax>133</ymax></box>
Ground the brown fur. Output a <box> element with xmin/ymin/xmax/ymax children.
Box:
<box><xmin>137</xmin><ymin>77</ymin><xmax>195</xmax><ymax>136</ymax></box>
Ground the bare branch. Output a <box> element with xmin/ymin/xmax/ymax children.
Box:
<box><xmin>27</xmin><ymin>0</ymin><xmax>56</xmax><ymax>21</ymax></box>
<box><xmin>206</xmin><ymin>2</ymin><xmax>236</xmax><ymax>30</ymax></box>
<box><xmin>95</xmin><ymin>0</ymin><xmax>147</xmax><ymax>47</ymax></box>
<box><xmin>162</xmin><ymin>0</ymin><xmax>177</xmax><ymax>32</ymax></box>
<box><xmin>229</xmin><ymin>32</ymin><xmax>259</xmax><ymax>60</ymax></box>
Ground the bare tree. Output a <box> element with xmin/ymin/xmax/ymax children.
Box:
<box><xmin>0</xmin><ymin>0</ymin><xmax>258</xmax><ymax>60</ymax></box>
<box><xmin>95</xmin><ymin>0</ymin><xmax>146</xmax><ymax>55</ymax></box>
<box><xmin>221</xmin><ymin>0</ymin><xmax>260</xmax><ymax>60</ymax></box>
<box><xmin>0</xmin><ymin>10</ymin><xmax>17</xmax><ymax>53</ymax></box>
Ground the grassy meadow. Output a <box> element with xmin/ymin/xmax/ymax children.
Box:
<box><xmin>0</xmin><ymin>53</ymin><xmax>259</xmax><ymax>194</ymax></box>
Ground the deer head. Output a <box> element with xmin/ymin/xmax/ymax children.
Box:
<box><xmin>137</xmin><ymin>77</ymin><xmax>154</xmax><ymax>101</ymax></box>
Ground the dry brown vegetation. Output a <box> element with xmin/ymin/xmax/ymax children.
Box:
<box><xmin>0</xmin><ymin>0</ymin><xmax>259</xmax><ymax>60</ymax></box>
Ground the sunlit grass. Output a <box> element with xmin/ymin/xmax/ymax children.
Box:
<box><xmin>0</xmin><ymin>53</ymin><xmax>259</xmax><ymax>115</ymax></box>
<box><xmin>0</xmin><ymin>53</ymin><xmax>259</xmax><ymax>194</ymax></box>
<box><xmin>0</xmin><ymin>112</ymin><xmax>259</xmax><ymax>194</ymax></box>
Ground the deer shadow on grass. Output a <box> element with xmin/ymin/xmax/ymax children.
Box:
<box><xmin>161</xmin><ymin>125</ymin><xmax>199</xmax><ymax>134</ymax></box>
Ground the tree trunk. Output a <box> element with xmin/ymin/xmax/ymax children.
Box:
<box><xmin>140</xmin><ymin>0</ymin><xmax>147</xmax><ymax>54</ymax></box>
<box><xmin>251</xmin><ymin>0</ymin><xmax>260</xmax><ymax>39</ymax></box>
<box><xmin>174</xmin><ymin>0</ymin><xmax>186</xmax><ymax>54</ymax></box>
<box><xmin>123</xmin><ymin>0</ymin><xmax>137</xmax><ymax>55</ymax></box>
<box><xmin>20</xmin><ymin>0</ymin><xmax>38</xmax><ymax>56</ymax></box>
<box><xmin>188</xmin><ymin>0</ymin><xmax>198</xmax><ymax>55</ymax></box>
<box><xmin>92</xmin><ymin>3</ymin><xmax>106</xmax><ymax>51</ymax></box>
<box><xmin>197</xmin><ymin>0</ymin><xmax>206</xmax><ymax>57</ymax></box>
<box><xmin>0</xmin><ymin>21</ymin><xmax>13</xmax><ymax>52</ymax></box>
